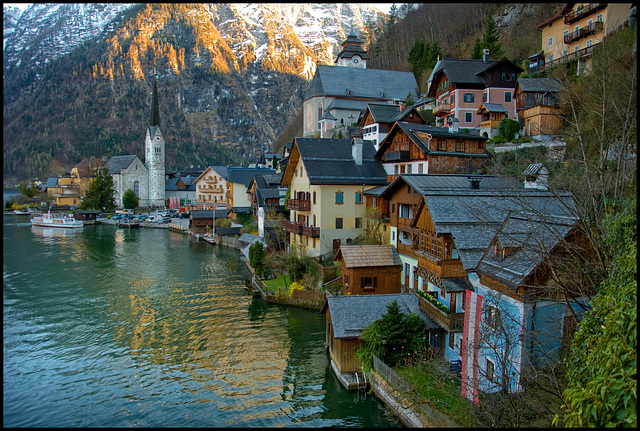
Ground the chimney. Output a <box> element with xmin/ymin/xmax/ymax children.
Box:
<box><xmin>483</xmin><ymin>49</ymin><xmax>490</xmax><ymax>63</ymax></box>
<box><xmin>352</xmin><ymin>138</ymin><xmax>363</xmax><ymax>165</ymax></box>
<box><xmin>468</xmin><ymin>176</ymin><xmax>481</xmax><ymax>189</ymax></box>
<box><xmin>448</xmin><ymin>117</ymin><xmax>459</xmax><ymax>133</ymax></box>
<box><xmin>399</xmin><ymin>102</ymin><xmax>405</xmax><ymax>112</ymax></box>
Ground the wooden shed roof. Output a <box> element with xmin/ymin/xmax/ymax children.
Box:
<box><xmin>335</xmin><ymin>245</ymin><xmax>402</xmax><ymax>268</ymax></box>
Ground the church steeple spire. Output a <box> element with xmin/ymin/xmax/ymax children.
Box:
<box><xmin>149</xmin><ymin>77</ymin><xmax>161</xmax><ymax>128</ymax></box>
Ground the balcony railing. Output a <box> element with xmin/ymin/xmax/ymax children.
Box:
<box><xmin>564</xmin><ymin>3</ymin><xmax>606</xmax><ymax>25</ymax></box>
<box><xmin>564</xmin><ymin>21</ymin><xmax>603</xmax><ymax>43</ymax></box>
<box><xmin>301</xmin><ymin>225</ymin><xmax>320</xmax><ymax>238</ymax></box>
<box><xmin>417</xmin><ymin>295</ymin><xmax>464</xmax><ymax>331</ymax></box>
<box><xmin>287</xmin><ymin>198</ymin><xmax>310</xmax><ymax>211</ymax></box>
<box><xmin>385</xmin><ymin>151</ymin><xmax>410</xmax><ymax>162</ymax></box>
<box><xmin>433</xmin><ymin>103</ymin><xmax>451</xmax><ymax>116</ymax></box>
<box><xmin>536</xmin><ymin>43</ymin><xmax>598</xmax><ymax>72</ymax></box>
<box><xmin>283</xmin><ymin>220</ymin><xmax>303</xmax><ymax>235</ymax></box>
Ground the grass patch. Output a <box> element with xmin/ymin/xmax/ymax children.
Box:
<box><xmin>261</xmin><ymin>274</ymin><xmax>291</xmax><ymax>295</ymax></box>
<box><xmin>395</xmin><ymin>359</ymin><xmax>479</xmax><ymax>427</ymax></box>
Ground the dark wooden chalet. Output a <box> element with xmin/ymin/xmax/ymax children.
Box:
<box><xmin>514</xmin><ymin>77</ymin><xmax>565</xmax><ymax>138</ymax></box>
<box><xmin>335</xmin><ymin>245</ymin><xmax>402</xmax><ymax>295</ymax></box>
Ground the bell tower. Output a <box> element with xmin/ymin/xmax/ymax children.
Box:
<box><xmin>334</xmin><ymin>34</ymin><xmax>369</xmax><ymax>68</ymax></box>
<box><xmin>145</xmin><ymin>77</ymin><xmax>165</xmax><ymax>208</ymax></box>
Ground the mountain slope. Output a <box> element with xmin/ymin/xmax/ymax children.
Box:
<box><xmin>3</xmin><ymin>3</ymin><xmax>386</xmax><ymax>181</ymax></box>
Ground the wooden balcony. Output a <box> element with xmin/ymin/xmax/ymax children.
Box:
<box><xmin>417</xmin><ymin>295</ymin><xmax>465</xmax><ymax>332</ymax></box>
<box><xmin>283</xmin><ymin>220</ymin><xmax>303</xmax><ymax>235</ymax></box>
<box><xmin>564</xmin><ymin>21</ymin><xmax>603</xmax><ymax>44</ymax></box>
<box><xmin>288</xmin><ymin>198</ymin><xmax>310</xmax><ymax>211</ymax></box>
<box><xmin>479</xmin><ymin>119</ymin><xmax>502</xmax><ymax>130</ymax></box>
<box><xmin>433</xmin><ymin>103</ymin><xmax>451</xmax><ymax>117</ymax></box>
<box><xmin>384</xmin><ymin>151</ymin><xmax>410</xmax><ymax>162</ymax></box>
<box><xmin>563</xmin><ymin>3</ymin><xmax>606</xmax><ymax>25</ymax></box>
<box><xmin>301</xmin><ymin>225</ymin><xmax>320</xmax><ymax>238</ymax></box>
<box><xmin>416</xmin><ymin>250</ymin><xmax>467</xmax><ymax>279</ymax></box>
<box><xmin>537</xmin><ymin>43</ymin><xmax>598</xmax><ymax>72</ymax></box>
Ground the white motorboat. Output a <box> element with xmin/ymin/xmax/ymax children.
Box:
<box><xmin>30</xmin><ymin>210</ymin><xmax>84</xmax><ymax>229</ymax></box>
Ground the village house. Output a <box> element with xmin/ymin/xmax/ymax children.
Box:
<box><xmin>226</xmin><ymin>167</ymin><xmax>275</xmax><ymax>221</ymax></box>
<box><xmin>334</xmin><ymin>245</ymin><xmax>403</xmax><ymax>296</ymax></box>
<box><xmin>407</xmin><ymin>185</ymin><xmax>584</xmax><ymax>389</ymax></box>
<box><xmin>530</xmin><ymin>3</ymin><xmax>636</xmax><ymax>75</ymax></box>
<box><xmin>476</xmin><ymin>103</ymin><xmax>509</xmax><ymax>139</ymax></box>
<box><xmin>280</xmin><ymin>137</ymin><xmax>388</xmax><ymax>258</ymax></box>
<box><xmin>375</xmin><ymin>121</ymin><xmax>491</xmax><ymax>181</ymax></box>
<box><xmin>514</xmin><ymin>77</ymin><xmax>565</xmax><ymax>140</ymax></box>
<box><xmin>193</xmin><ymin>166</ymin><xmax>229</xmax><ymax>207</ymax></box>
<box><xmin>303</xmin><ymin>35</ymin><xmax>419</xmax><ymax>138</ymax></box>
<box><xmin>360</xmin><ymin>102</ymin><xmax>425</xmax><ymax>151</ymax></box>
<box><xmin>323</xmin><ymin>293</ymin><xmax>440</xmax><ymax>388</ymax></box>
<box><xmin>427</xmin><ymin>52</ymin><xmax>524</xmax><ymax>131</ymax></box>
<box><xmin>165</xmin><ymin>176</ymin><xmax>197</xmax><ymax>208</ymax></box>
<box><xmin>46</xmin><ymin>157</ymin><xmax>107</xmax><ymax>208</ymax></box>
<box><xmin>247</xmin><ymin>172</ymin><xmax>287</xmax><ymax>240</ymax></box>
<box><xmin>462</xmin><ymin>209</ymin><xmax>589</xmax><ymax>398</ymax></box>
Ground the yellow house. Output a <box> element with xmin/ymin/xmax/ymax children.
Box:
<box><xmin>534</xmin><ymin>3</ymin><xmax>635</xmax><ymax>74</ymax></box>
<box><xmin>48</xmin><ymin>157</ymin><xmax>106</xmax><ymax>207</ymax></box>
<box><xmin>281</xmin><ymin>137</ymin><xmax>388</xmax><ymax>258</ymax></box>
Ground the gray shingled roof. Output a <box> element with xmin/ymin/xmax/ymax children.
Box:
<box><xmin>476</xmin><ymin>214</ymin><xmax>575</xmax><ymax>287</ymax></box>
<box><xmin>516</xmin><ymin>77</ymin><xmax>564</xmax><ymax>93</ymax></box>
<box><xmin>228</xmin><ymin>167</ymin><xmax>276</xmax><ymax>188</ymax></box>
<box><xmin>337</xmin><ymin>245</ymin><xmax>402</xmax><ymax>268</ymax></box>
<box><xmin>392</xmin><ymin>174</ymin><xmax>522</xmax><ymax>197</ymax></box>
<box><xmin>294</xmin><ymin>138</ymin><xmax>388</xmax><ymax>185</ymax></box>
<box><xmin>432</xmin><ymin>58</ymin><xmax>496</xmax><ymax>86</ymax></box>
<box><xmin>105</xmin><ymin>155</ymin><xmax>137</xmax><ymax>174</ymax></box>
<box><xmin>327</xmin><ymin>294</ymin><xmax>440</xmax><ymax>338</ymax></box>
<box><xmin>522</xmin><ymin>163</ymin><xmax>547</xmax><ymax>176</ymax></box>
<box><xmin>209</xmin><ymin>166</ymin><xmax>229</xmax><ymax>179</ymax></box>
<box><xmin>366</xmin><ymin>103</ymin><xmax>402</xmax><ymax>123</ymax></box>
<box><xmin>305</xmin><ymin>65</ymin><xmax>419</xmax><ymax>101</ymax></box>
<box><xmin>480</xmin><ymin>103</ymin><xmax>509</xmax><ymax>113</ymax></box>
<box><xmin>326</xmin><ymin>98</ymin><xmax>371</xmax><ymax>113</ymax></box>
<box><xmin>420</xmin><ymin>189</ymin><xmax>577</xmax><ymax>271</ymax></box>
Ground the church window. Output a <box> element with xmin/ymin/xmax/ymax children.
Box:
<box><xmin>134</xmin><ymin>181</ymin><xmax>139</xmax><ymax>196</ymax></box>
<box><xmin>155</xmin><ymin>146</ymin><xmax>162</xmax><ymax>155</ymax></box>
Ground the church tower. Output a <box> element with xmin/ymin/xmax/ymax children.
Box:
<box><xmin>145</xmin><ymin>77</ymin><xmax>166</xmax><ymax>208</ymax></box>
<box><xmin>334</xmin><ymin>34</ymin><xmax>369</xmax><ymax>68</ymax></box>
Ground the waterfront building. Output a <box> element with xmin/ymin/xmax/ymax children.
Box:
<box><xmin>334</xmin><ymin>245</ymin><xmax>403</xmax><ymax>296</ymax></box>
<box><xmin>193</xmin><ymin>166</ymin><xmax>229</xmax><ymax>207</ymax></box>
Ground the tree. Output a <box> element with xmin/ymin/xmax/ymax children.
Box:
<box><xmin>357</xmin><ymin>300</ymin><xmax>429</xmax><ymax>370</ymax></box>
<box><xmin>249</xmin><ymin>241</ymin><xmax>268</xmax><ymax>279</ymax></box>
<box><xmin>497</xmin><ymin>118</ymin><xmax>520</xmax><ymax>141</ymax></box>
<box><xmin>555</xmin><ymin>193</ymin><xmax>637</xmax><ymax>427</ymax></box>
<box><xmin>481</xmin><ymin>15</ymin><xmax>504</xmax><ymax>59</ymax></box>
<box><xmin>470</xmin><ymin>37</ymin><xmax>483</xmax><ymax>60</ymax></box>
<box><xmin>122</xmin><ymin>188</ymin><xmax>139</xmax><ymax>209</ymax></box>
<box><xmin>18</xmin><ymin>181</ymin><xmax>38</xmax><ymax>198</ymax></box>
<box><xmin>79</xmin><ymin>167</ymin><xmax>115</xmax><ymax>211</ymax></box>
<box><xmin>404</xmin><ymin>91</ymin><xmax>415</xmax><ymax>106</ymax></box>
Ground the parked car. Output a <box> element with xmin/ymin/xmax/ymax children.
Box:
<box><xmin>111</xmin><ymin>214</ymin><xmax>123</xmax><ymax>220</ymax></box>
<box><xmin>144</xmin><ymin>216</ymin><xmax>157</xmax><ymax>223</ymax></box>
<box><xmin>156</xmin><ymin>217</ymin><xmax>171</xmax><ymax>224</ymax></box>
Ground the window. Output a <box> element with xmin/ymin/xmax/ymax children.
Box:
<box><xmin>399</xmin><ymin>204</ymin><xmax>411</xmax><ymax>219</ymax></box>
<box><xmin>563</xmin><ymin>29</ymin><xmax>569</xmax><ymax>38</ymax></box>
<box><xmin>404</xmin><ymin>263</ymin><xmax>410</xmax><ymax>276</ymax></box>
<box><xmin>155</xmin><ymin>146</ymin><xmax>162</xmax><ymax>155</ymax></box>
<box><xmin>355</xmin><ymin>217</ymin><xmax>362</xmax><ymax>228</ymax></box>
<box><xmin>392</xmin><ymin>231</ymin><xmax>395</xmax><ymax>241</ymax></box>
<box><xmin>574</xmin><ymin>44</ymin><xmax>579</xmax><ymax>53</ymax></box>
<box><xmin>587</xmin><ymin>39</ymin><xmax>593</xmax><ymax>48</ymax></box>
<box><xmin>355</xmin><ymin>191</ymin><xmax>362</xmax><ymax>204</ymax></box>
<box><xmin>450</xmin><ymin>94</ymin><xmax>455</xmax><ymax>104</ymax></box>
<box><xmin>596</xmin><ymin>13</ymin><xmax>603</xmax><ymax>22</ymax></box>
<box><xmin>456</xmin><ymin>142</ymin><xmax>464</xmax><ymax>152</ymax></box>
<box><xmin>437</xmin><ymin>140</ymin><xmax>446</xmax><ymax>151</ymax></box>
<box><xmin>486</xmin><ymin>305</ymin><xmax>502</xmax><ymax>330</ymax></box>
<box><xmin>483</xmin><ymin>92</ymin><xmax>487</xmax><ymax>102</ymax></box>
<box><xmin>505</xmin><ymin>92</ymin><xmax>511</xmax><ymax>103</ymax></box>
<box><xmin>335</xmin><ymin>191</ymin><xmax>343</xmax><ymax>204</ymax></box>
<box><xmin>361</xmin><ymin>277</ymin><xmax>377</xmax><ymax>289</ymax></box>
<box><xmin>465</xmin><ymin>112</ymin><xmax>473</xmax><ymax>123</ymax></box>
<box><xmin>313</xmin><ymin>191</ymin><xmax>316</xmax><ymax>204</ymax></box>
<box><xmin>463</xmin><ymin>93</ymin><xmax>475</xmax><ymax>103</ymax></box>
<box><xmin>549</xmin><ymin>54</ymin><xmax>554</xmax><ymax>61</ymax></box>
<box><xmin>407</xmin><ymin>164</ymin><xmax>412</xmax><ymax>173</ymax></box>
<box><xmin>449</xmin><ymin>332</ymin><xmax>456</xmax><ymax>350</ymax></box>
<box><xmin>394</xmin><ymin>165</ymin><xmax>399</xmax><ymax>174</ymax></box>
<box><xmin>335</xmin><ymin>217</ymin><xmax>343</xmax><ymax>229</ymax></box>
<box><xmin>418</xmin><ymin>163</ymin><xmax>423</xmax><ymax>174</ymax></box>
<box><xmin>134</xmin><ymin>181</ymin><xmax>139</xmax><ymax>196</ymax></box>
<box><xmin>587</xmin><ymin>19</ymin><xmax>593</xmax><ymax>30</ymax></box>
<box><xmin>486</xmin><ymin>359</ymin><xmax>495</xmax><ymax>383</ymax></box>
<box><xmin>548</xmin><ymin>36</ymin><xmax>553</xmax><ymax>47</ymax></box>
<box><xmin>562</xmin><ymin>49</ymin><xmax>568</xmax><ymax>56</ymax></box>
<box><xmin>344</xmin><ymin>273</ymin><xmax>350</xmax><ymax>287</ymax></box>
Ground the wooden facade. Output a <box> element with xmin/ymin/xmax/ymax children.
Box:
<box><xmin>340</xmin><ymin>264</ymin><xmax>401</xmax><ymax>296</ymax></box>
<box><xmin>519</xmin><ymin>105</ymin><xmax>564</xmax><ymax>137</ymax></box>
<box><xmin>326</xmin><ymin>308</ymin><xmax>362</xmax><ymax>373</ymax></box>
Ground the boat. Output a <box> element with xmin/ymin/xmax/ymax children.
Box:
<box><xmin>13</xmin><ymin>209</ymin><xmax>30</xmax><ymax>215</ymax></box>
<box><xmin>14</xmin><ymin>207</ymin><xmax>41</xmax><ymax>215</ymax></box>
<box><xmin>30</xmin><ymin>210</ymin><xmax>84</xmax><ymax>229</ymax></box>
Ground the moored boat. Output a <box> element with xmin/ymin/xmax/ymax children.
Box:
<box><xmin>30</xmin><ymin>210</ymin><xmax>84</xmax><ymax>229</ymax></box>
<box><xmin>13</xmin><ymin>209</ymin><xmax>30</xmax><ymax>215</ymax></box>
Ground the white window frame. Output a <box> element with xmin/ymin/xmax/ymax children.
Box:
<box><xmin>586</xmin><ymin>39</ymin><xmax>593</xmax><ymax>48</ymax></box>
<box><xmin>547</xmin><ymin>36</ymin><xmax>553</xmax><ymax>47</ymax></box>
<box><xmin>574</xmin><ymin>44</ymin><xmax>579</xmax><ymax>53</ymax></box>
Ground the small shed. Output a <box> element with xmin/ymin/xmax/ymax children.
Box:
<box><xmin>523</xmin><ymin>163</ymin><xmax>549</xmax><ymax>190</ymax></box>
<box><xmin>335</xmin><ymin>245</ymin><xmax>402</xmax><ymax>295</ymax></box>
<box><xmin>74</xmin><ymin>210</ymin><xmax>100</xmax><ymax>222</ymax></box>
<box><xmin>324</xmin><ymin>294</ymin><xmax>440</xmax><ymax>374</ymax></box>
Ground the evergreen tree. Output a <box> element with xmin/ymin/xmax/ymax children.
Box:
<box><xmin>471</xmin><ymin>37</ymin><xmax>483</xmax><ymax>60</ymax></box>
<box><xmin>481</xmin><ymin>15</ymin><xmax>504</xmax><ymax>59</ymax></box>
<box><xmin>122</xmin><ymin>188</ymin><xmax>139</xmax><ymax>209</ymax></box>
<box><xmin>404</xmin><ymin>92</ymin><xmax>415</xmax><ymax>106</ymax></box>
<box><xmin>79</xmin><ymin>168</ymin><xmax>115</xmax><ymax>211</ymax></box>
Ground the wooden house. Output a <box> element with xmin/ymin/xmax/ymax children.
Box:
<box><xmin>323</xmin><ymin>294</ymin><xmax>440</xmax><ymax>380</ymax></box>
<box><xmin>335</xmin><ymin>245</ymin><xmax>402</xmax><ymax>295</ymax></box>
<box><xmin>477</xmin><ymin>103</ymin><xmax>509</xmax><ymax>139</ymax></box>
<box><xmin>375</xmin><ymin>121</ymin><xmax>490</xmax><ymax>182</ymax></box>
<box><xmin>360</xmin><ymin>103</ymin><xmax>425</xmax><ymax>151</ymax></box>
<box><xmin>514</xmin><ymin>77</ymin><xmax>564</xmax><ymax>139</ymax></box>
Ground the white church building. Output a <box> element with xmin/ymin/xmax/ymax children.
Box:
<box><xmin>106</xmin><ymin>78</ymin><xmax>166</xmax><ymax>208</ymax></box>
